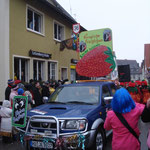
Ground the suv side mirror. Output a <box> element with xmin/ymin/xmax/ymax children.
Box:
<box><xmin>104</xmin><ymin>96</ymin><xmax>113</xmax><ymax>105</ymax></box>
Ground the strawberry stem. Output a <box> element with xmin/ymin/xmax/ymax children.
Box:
<box><xmin>104</xmin><ymin>47</ymin><xmax>116</xmax><ymax>71</ymax></box>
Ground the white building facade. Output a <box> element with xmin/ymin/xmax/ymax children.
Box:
<box><xmin>0</xmin><ymin>0</ymin><xmax>10</xmax><ymax>101</ymax></box>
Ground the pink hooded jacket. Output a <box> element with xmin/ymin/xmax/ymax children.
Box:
<box><xmin>104</xmin><ymin>103</ymin><xmax>144</xmax><ymax>150</ymax></box>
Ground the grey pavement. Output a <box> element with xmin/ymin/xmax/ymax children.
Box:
<box><xmin>139</xmin><ymin>120</ymin><xmax>150</xmax><ymax>150</ymax></box>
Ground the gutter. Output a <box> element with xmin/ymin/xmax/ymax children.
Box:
<box><xmin>39</xmin><ymin>0</ymin><xmax>87</xmax><ymax>31</ymax></box>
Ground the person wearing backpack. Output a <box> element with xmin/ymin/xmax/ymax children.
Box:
<box><xmin>104</xmin><ymin>88</ymin><xmax>144</xmax><ymax>150</ymax></box>
<box><xmin>141</xmin><ymin>98</ymin><xmax>150</xmax><ymax>149</ymax></box>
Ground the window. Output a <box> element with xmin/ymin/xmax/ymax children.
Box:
<box><xmin>102</xmin><ymin>85</ymin><xmax>111</xmax><ymax>99</ymax></box>
<box><xmin>48</xmin><ymin>62</ymin><xmax>57</xmax><ymax>80</ymax></box>
<box><xmin>110</xmin><ymin>84</ymin><xmax>116</xmax><ymax>95</ymax></box>
<box><xmin>33</xmin><ymin>60</ymin><xmax>44</xmax><ymax>81</ymax></box>
<box><xmin>49</xmin><ymin>86</ymin><xmax>99</xmax><ymax>104</ymax></box>
<box><xmin>61</xmin><ymin>68</ymin><xmax>67</xmax><ymax>80</ymax></box>
<box><xmin>14</xmin><ymin>57</ymin><xmax>29</xmax><ymax>82</ymax></box>
<box><xmin>27</xmin><ymin>7</ymin><xmax>43</xmax><ymax>34</ymax></box>
<box><xmin>54</xmin><ymin>22</ymin><xmax>64</xmax><ymax>41</ymax></box>
<box><xmin>70</xmin><ymin>69</ymin><xmax>76</xmax><ymax>81</ymax></box>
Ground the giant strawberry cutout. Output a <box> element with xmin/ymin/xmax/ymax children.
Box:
<box><xmin>76</xmin><ymin>45</ymin><xmax>116</xmax><ymax>77</ymax></box>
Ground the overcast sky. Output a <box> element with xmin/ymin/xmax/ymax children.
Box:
<box><xmin>57</xmin><ymin>0</ymin><xmax>150</xmax><ymax>65</ymax></box>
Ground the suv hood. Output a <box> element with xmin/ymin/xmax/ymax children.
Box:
<box><xmin>28</xmin><ymin>103</ymin><xmax>98</xmax><ymax>118</ymax></box>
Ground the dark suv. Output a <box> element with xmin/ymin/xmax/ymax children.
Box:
<box><xmin>24</xmin><ymin>81</ymin><xmax>116</xmax><ymax>150</ymax></box>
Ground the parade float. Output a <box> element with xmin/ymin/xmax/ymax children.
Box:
<box><xmin>11</xmin><ymin>27</ymin><xmax>118</xmax><ymax>150</ymax></box>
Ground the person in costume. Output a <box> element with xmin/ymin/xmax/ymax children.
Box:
<box><xmin>127</xmin><ymin>81</ymin><xmax>141</xmax><ymax>103</ymax></box>
<box><xmin>104</xmin><ymin>88</ymin><xmax>144</xmax><ymax>150</ymax></box>
<box><xmin>5</xmin><ymin>79</ymin><xmax>14</xmax><ymax>100</ymax></box>
<box><xmin>9</xmin><ymin>84</ymin><xmax>19</xmax><ymax>108</ymax></box>
<box><xmin>141</xmin><ymin>80</ymin><xmax>150</xmax><ymax>104</ymax></box>
<box><xmin>135</xmin><ymin>80</ymin><xmax>143</xmax><ymax>103</ymax></box>
<box><xmin>24</xmin><ymin>84</ymin><xmax>35</xmax><ymax>109</ymax></box>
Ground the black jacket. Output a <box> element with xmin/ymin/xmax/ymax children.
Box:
<box><xmin>41</xmin><ymin>85</ymin><xmax>50</xmax><ymax>98</ymax></box>
<box><xmin>31</xmin><ymin>87</ymin><xmax>43</xmax><ymax>107</ymax></box>
<box><xmin>5</xmin><ymin>86</ymin><xmax>11</xmax><ymax>100</ymax></box>
<box><xmin>141</xmin><ymin>105</ymin><xmax>150</xmax><ymax>123</ymax></box>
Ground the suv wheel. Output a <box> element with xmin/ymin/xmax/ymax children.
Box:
<box><xmin>95</xmin><ymin>130</ymin><xmax>104</xmax><ymax>150</ymax></box>
<box><xmin>89</xmin><ymin>127</ymin><xmax>105</xmax><ymax>150</ymax></box>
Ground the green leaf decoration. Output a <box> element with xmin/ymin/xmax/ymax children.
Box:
<box><xmin>128</xmin><ymin>87</ymin><xmax>138</xmax><ymax>93</ymax></box>
<box><xmin>104</xmin><ymin>47</ymin><xmax>116</xmax><ymax>71</ymax></box>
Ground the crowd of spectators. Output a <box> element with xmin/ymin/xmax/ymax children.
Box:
<box><xmin>0</xmin><ymin>78</ymin><xmax>68</xmax><ymax>143</ymax></box>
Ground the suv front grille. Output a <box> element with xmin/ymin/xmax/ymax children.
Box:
<box><xmin>30</xmin><ymin>122</ymin><xmax>56</xmax><ymax>129</ymax></box>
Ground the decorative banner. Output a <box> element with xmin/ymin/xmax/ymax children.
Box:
<box><xmin>12</xmin><ymin>96</ymin><xmax>28</xmax><ymax>128</ymax></box>
<box><xmin>59</xmin><ymin>36</ymin><xmax>79</xmax><ymax>51</ymax></box>
<box><xmin>76</xmin><ymin>28</ymin><xmax>116</xmax><ymax>77</ymax></box>
<box><xmin>18</xmin><ymin>131</ymin><xmax>85</xmax><ymax>149</ymax></box>
<box><xmin>60</xmin><ymin>38</ymin><xmax>74</xmax><ymax>51</ymax></box>
<box><xmin>72</xmin><ymin>33</ymin><xmax>80</xmax><ymax>51</ymax></box>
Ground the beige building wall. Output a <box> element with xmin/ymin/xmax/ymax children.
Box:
<box><xmin>9</xmin><ymin>0</ymin><xmax>78</xmax><ymax>81</ymax></box>
<box><xmin>0</xmin><ymin>0</ymin><xmax>10</xmax><ymax>101</ymax></box>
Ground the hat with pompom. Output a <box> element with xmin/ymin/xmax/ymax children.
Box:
<box><xmin>17</xmin><ymin>88</ymin><xmax>24</xmax><ymax>95</ymax></box>
<box><xmin>8</xmin><ymin>79</ymin><xmax>14</xmax><ymax>84</ymax></box>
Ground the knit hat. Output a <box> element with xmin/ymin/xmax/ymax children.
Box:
<box><xmin>18</xmin><ymin>88</ymin><xmax>24</xmax><ymax>95</ymax></box>
<box><xmin>18</xmin><ymin>83</ymin><xmax>24</xmax><ymax>89</ymax></box>
<box><xmin>15</xmin><ymin>80</ymin><xmax>21</xmax><ymax>85</ymax></box>
<box><xmin>8</xmin><ymin>79</ymin><xmax>14</xmax><ymax>84</ymax></box>
<box><xmin>12</xmin><ymin>84</ymin><xmax>19</xmax><ymax>90</ymax></box>
<box><xmin>2</xmin><ymin>100</ymin><xmax>11</xmax><ymax>108</ymax></box>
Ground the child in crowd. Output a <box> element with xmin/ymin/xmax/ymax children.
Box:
<box><xmin>0</xmin><ymin>100</ymin><xmax>12</xmax><ymax>143</ymax></box>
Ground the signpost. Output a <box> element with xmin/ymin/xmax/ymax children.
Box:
<box><xmin>12</xmin><ymin>96</ymin><xmax>28</xmax><ymax>128</ymax></box>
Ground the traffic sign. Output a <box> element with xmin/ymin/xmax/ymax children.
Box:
<box><xmin>72</xmin><ymin>23</ymin><xmax>80</xmax><ymax>34</ymax></box>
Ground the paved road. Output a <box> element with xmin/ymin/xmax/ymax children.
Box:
<box><xmin>0</xmin><ymin>120</ymin><xmax>149</xmax><ymax>150</ymax></box>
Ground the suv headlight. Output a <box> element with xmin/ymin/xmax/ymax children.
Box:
<box><xmin>61</xmin><ymin>120</ymin><xmax>86</xmax><ymax>130</ymax></box>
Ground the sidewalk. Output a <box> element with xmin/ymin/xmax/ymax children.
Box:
<box><xmin>139</xmin><ymin>119</ymin><xmax>150</xmax><ymax>150</ymax></box>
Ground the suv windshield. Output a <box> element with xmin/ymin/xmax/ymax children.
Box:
<box><xmin>48</xmin><ymin>86</ymin><xmax>100</xmax><ymax>105</ymax></box>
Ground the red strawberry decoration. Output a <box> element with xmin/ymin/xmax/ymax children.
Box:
<box><xmin>76</xmin><ymin>45</ymin><xmax>116</xmax><ymax>77</ymax></box>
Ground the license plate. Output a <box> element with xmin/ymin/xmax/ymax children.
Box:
<box><xmin>30</xmin><ymin>141</ymin><xmax>53</xmax><ymax>149</ymax></box>
<box><xmin>44</xmin><ymin>130</ymin><xmax>52</xmax><ymax>135</ymax></box>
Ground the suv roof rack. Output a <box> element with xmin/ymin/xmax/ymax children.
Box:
<box><xmin>76</xmin><ymin>80</ymin><xmax>114</xmax><ymax>83</ymax></box>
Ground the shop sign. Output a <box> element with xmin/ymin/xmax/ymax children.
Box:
<box><xmin>70</xmin><ymin>65</ymin><xmax>76</xmax><ymax>69</ymax></box>
<box><xmin>29</xmin><ymin>50</ymin><xmax>52</xmax><ymax>59</ymax></box>
<box><xmin>71</xmin><ymin>59</ymin><xmax>78</xmax><ymax>64</ymax></box>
